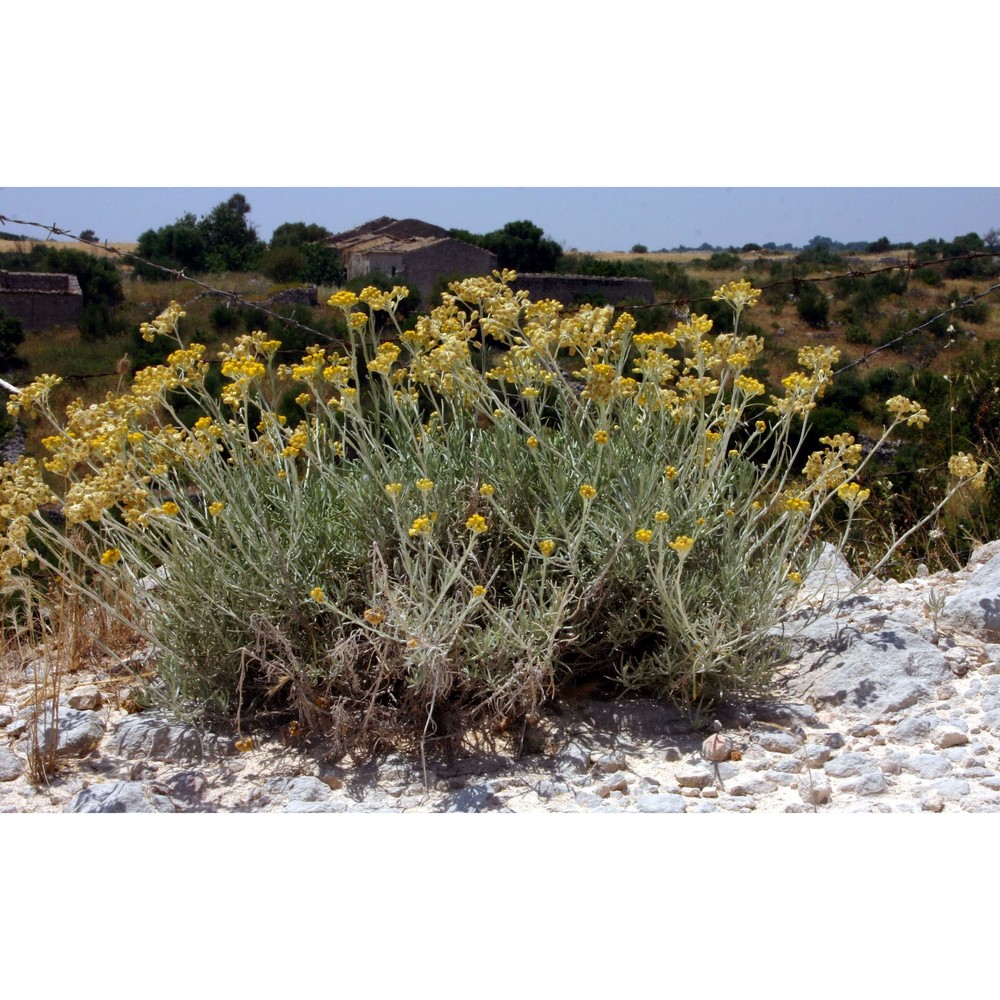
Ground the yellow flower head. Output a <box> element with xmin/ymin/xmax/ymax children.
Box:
<box><xmin>235</xmin><ymin>737</ymin><xmax>254</xmax><ymax>753</ymax></box>
<box><xmin>836</xmin><ymin>482</ymin><xmax>871</xmax><ymax>505</ymax></box>
<box><xmin>348</xmin><ymin>312</ymin><xmax>368</xmax><ymax>330</ymax></box>
<box><xmin>363</xmin><ymin>608</ymin><xmax>384</xmax><ymax>625</ymax></box>
<box><xmin>634</xmin><ymin>528</ymin><xmax>653</xmax><ymax>544</ymax></box>
<box><xmin>787</xmin><ymin>570</ymin><xmax>803</xmax><ymax>585</ymax></box>
<box><xmin>471</xmin><ymin>585</ymin><xmax>487</xmax><ymax>599</ymax></box>
<box><xmin>208</xmin><ymin>501</ymin><xmax>225</xmax><ymax>517</ymax></box>
<box><xmin>160</xmin><ymin>501</ymin><xmax>180</xmax><ymax>517</ymax></box>
<box><xmin>100</xmin><ymin>548</ymin><xmax>121</xmax><ymax>566</ymax></box>
<box><xmin>408</xmin><ymin>516</ymin><xmax>433</xmax><ymax>537</ymax></box>
<box><xmin>466</xmin><ymin>514</ymin><xmax>489</xmax><ymax>534</ymax></box>
<box><xmin>538</xmin><ymin>539</ymin><xmax>556</xmax><ymax>557</ymax></box>
<box><xmin>526</xmin><ymin>435</ymin><xmax>539</xmax><ymax>449</ymax></box>
<box><xmin>479</xmin><ymin>483</ymin><xmax>495</xmax><ymax>497</ymax></box>
<box><xmin>593</xmin><ymin>429</ymin><xmax>610</xmax><ymax>445</ymax></box>
<box><xmin>668</xmin><ymin>535</ymin><xmax>695</xmax><ymax>554</ymax></box>
<box><xmin>310</xmin><ymin>587</ymin><xmax>326</xmax><ymax>603</ymax></box>
<box><xmin>664</xmin><ymin>466</ymin><xmax>678</xmax><ymax>480</ymax></box>
<box><xmin>385</xmin><ymin>482</ymin><xmax>403</xmax><ymax>497</ymax></box>
<box><xmin>327</xmin><ymin>290</ymin><xmax>359</xmax><ymax>309</ymax></box>
<box><xmin>579</xmin><ymin>484</ymin><xmax>597</xmax><ymax>501</ymax></box>
<box><xmin>416</xmin><ymin>477</ymin><xmax>435</xmax><ymax>492</ymax></box>
<box><xmin>654</xmin><ymin>510</ymin><xmax>670</xmax><ymax>523</ymax></box>
<box><xmin>712</xmin><ymin>279</ymin><xmax>761</xmax><ymax>311</ymax></box>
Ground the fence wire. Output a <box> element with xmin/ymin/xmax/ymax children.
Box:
<box><xmin>2</xmin><ymin>212</ymin><xmax>999</xmax><ymax>380</ymax></box>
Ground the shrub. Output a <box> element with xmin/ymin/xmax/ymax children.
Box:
<box><xmin>707</xmin><ymin>252</ymin><xmax>741</xmax><ymax>270</ymax></box>
<box><xmin>209</xmin><ymin>302</ymin><xmax>241</xmax><ymax>335</ymax></box>
<box><xmin>0</xmin><ymin>308</ymin><xmax>27</xmax><ymax>372</ymax></box>
<box><xmin>795</xmin><ymin>281</ymin><xmax>829</xmax><ymax>328</ymax></box>
<box><xmin>631</xmin><ymin>244</ymin><xmax>648</xmax><ymax>254</ymax></box>
<box><xmin>845</xmin><ymin>324</ymin><xmax>872</xmax><ymax>345</ymax></box>
<box><xmin>1</xmin><ymin>276</ymin><xmax>982</xmax><ymax>750</ymax></box>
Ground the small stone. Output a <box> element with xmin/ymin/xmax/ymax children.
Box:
<box><xmin>0</xmin><ymin>704</ymin><xmax>13</xmax><ymax>727</ymax></box>
<box><xmin>701</xmin><ymin>786</ymin><xmax>718</xmax><ymax>798</ymax></box>
<box><xmin>594</xmin><ymin>772</ymin><xmax>629</xmax><ymax>797</ymax></box>
<box><xmin>932</xmin><ymin>725</ymin><xmax>969</xmax><ymax>749</ymax></box>
<box><xmin>893</xmin><ymin>717</ymin><xmax>936</xmax><ymax>745</ymax></box>
<box><xmin>825</xmin><ymin>753</ymin><xmax>876</xmax><ymax>778</ymax></box>
<box><xmin>676</xmin><ymin>767</ymin><xmax>715</xmax><ymax>789</ymax></box>
<box><xmin>839</xmin><ymin>771</ymin><xmax>889</xmax><ymax>795</ymax></box>
<box><xmin>701</xmin><ymin>732</ymin><xmax>732</xmax><ymax>762</ymax></box>
<box><xmin>799</xmin><ymin>772</ymin><xmax>831</xmax><ymax>806</ymax></box>
<box><xmin>755</xmin><ymin>730</ymin><xmax>803</xmax><ymax>754</ymax></box>
<box><xmin>555</xmin><ymin>741</ymin><xmax>590</xmax><ymax>773</ymax></box>
<box><xmin>921</xmin><ymin>792</ymin><xmax>946</xmax><ymax>812</ymax></box>
<box><xmin>901</xmin><ymin>754</ymin><xmax>952</xmax><ymax>779</ymax></box>
<box><xmin>824</xmin><ymin>732</ymin><xmax>847</xmax><ymax>748</ymax></box>
<box><xmin>849</xmin><ymin>723</ymin><xmax>878</xmax><ymax>738</ymax></box>
<box><xmin>928</xmin><ymin>778</ymin><xmax>971</xmax><ymax>801</ymax></box>
<box><xmin>800</xmin><ymin>743</ymin><xmax>832</xmax><ymax>768</ymax></box>
<box><xmin>67</xmin><ymin>684</ymin><xmax>101</xmax><ymax>711</ymax></box>
<box><xmin>635</xmin><ymin>794</ymin><xmax>686</xmax><ymax>813</ymax></box>
<box><xmin>22</xmin><ymin>706</ymin><xmax>106</xmax><ymax>759</ymax></box>
<box><xmin>591</xmin><ymin>750</ymin><xmax>628</xmax><ymax>774</ymax></box>
<box><xmin>730</xmin><ymin>779</ymin><xmax>776</xmax><ymax>796</ymax></box>
<box><xmin>769</xmin><ymin>757</ymin><xmax>803</xmax><ymax>773</ymax></box>
<box><xmin>0</xmin><ymin>747</ymin><xmax>24</xmax><ymax>781</ymax></box>
<box><xmin>680</xmin><ymin>786</ymin><xmax>701</xmax><ymax>798</ymax></box>
<box><xmin>936</xmin><ymin>683</ymin><xmax>958</xmax><ymax>701</ymax></box>
<box><xmin>663</xmin><ymin>747</ymin><xmax>682</xmax><ymax>762</ymax></box>
<box><xmin>764</xmin><ymin>771</ymin><xmax>799</xmax><ymax>787</ymax></box>
<box><xmin>65</xmin><ymin>780</ymin><xmax>177</xmax><ymax>813</ymax></box>
<box><xmin>437</xmin><ymin>784</ymin><xmax>501</xmax><ymax>813</ymax></box>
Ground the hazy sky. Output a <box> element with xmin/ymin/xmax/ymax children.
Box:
<box><xmin>3</xmin><ymin>187</ymin><xmax>998</xmax><ymax>253</ymax></box>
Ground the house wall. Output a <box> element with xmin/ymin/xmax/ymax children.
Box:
<box><xmin>0</xmin><ymin>272</ymin><xmax>83</xmax><ymax>329</ymax></box>
<box><xmin>354</xmin><ymin>241</ymin><xmax>497</xmax><ymax>306</ymax></box>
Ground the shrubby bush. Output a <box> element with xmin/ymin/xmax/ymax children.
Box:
<box><xmin>1</xmin><ymin>275</ymin><xmax>985</xmax><ymax>750</ymax></box>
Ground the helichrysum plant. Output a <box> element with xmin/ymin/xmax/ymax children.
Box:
<box><xmin>0</xmin><ymin>274</ymin><xmax>988</xmax><ymax>747</ymax></box>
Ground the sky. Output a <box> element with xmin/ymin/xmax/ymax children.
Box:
<box><xmin>3</xmin><ymin>186</ymin><xmax>1000</xmax><ymax>252</ymax></box>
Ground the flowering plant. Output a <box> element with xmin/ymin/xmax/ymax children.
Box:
<box><xmin>1</xmin><ymin>273</ymin><xmax>986</xmax><ymax>744</ymax></box>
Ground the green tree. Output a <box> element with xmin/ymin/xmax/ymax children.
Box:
<box><xmin>200</xmin><ymin>193</ymin><xmax>264</xmax><ymax>272</ymax></box>
<box><xmin>270</xmin><ymin>221</ymin><xmax>332</xmax><ymax>247</ymax></box>
<box><xmin>452</xmin><ymin>220</ymin><xmax>563</xmax><ymax>272</ymax></box>
<box><xmin>133</xmin><ymin>212</ymin><xmax>207</xmax><ymax>278</ymax></box>
<box><xmin>0</xmin><ymin>308</ymin><xmax>27</xmax><ymax>372</ymax></box>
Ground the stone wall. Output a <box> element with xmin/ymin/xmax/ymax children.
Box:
<box><xmin>0</xmin><ymin>271</ymin><xmax>83</xmax><ymax>329</ymax></box>
<box><xmin>509</xmin><ymin>273</ymin><xmax>654</xmax><ymax>307</ymax></box>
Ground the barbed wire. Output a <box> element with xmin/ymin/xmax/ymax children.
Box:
<box><xmin>2</xmin><ymin>212</ymin><xmax>999</xmax><ymax>383</ymax></box>
<box><xmin>0</xmin><ymin>214</ymin><xmax>335</xmax><ymax>345</ymax></box>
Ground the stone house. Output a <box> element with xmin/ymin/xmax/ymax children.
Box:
<box><xmin>0</xmin><ymin>271</ymin><xmax>83</xmax><ymax>329</ymax></box>
<box><xmin>326</xmin><ymin>217</ymin><xmax>497</xmax><ymax>306</ymax></box>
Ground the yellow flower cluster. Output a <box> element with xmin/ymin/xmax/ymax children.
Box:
<box><xmin>836</xmin><ymin>482</ymin><xmax>871</xmax><ymax>505</ymax></box>
<box><xmin>712</xmin><ymin>279</ymin><xmax>761</xmax><ymax>311</ymax></box>
<box><xmin>886</xmin><ymin>395</ymin><xmax>931</xmax><ymax>428</ymax></box>
<box><xmin>668</xmin><ymin>535</ymin><xmax>694</xmax><ymax>554</ymax></box>
<box><xmin>634</xmin><ymin>528</ymin><xmax>653</xmax><ymax>544</ymax></box>
<box><xmin>538</xmin><ymin>539</ymin><xmax>556</xmax><ymax>557</ymax></box>
<box><xmin>408</xmin><ymin>516</ymin><xmax>433</xmax><ymax>537</ymax></box>
<box><xmin>139</xmin><ymin>300</ymin><xmax>186</xmax><ymax>343</ymax></box>
<box><xmin>367</xmin><ymin>342</ymin><xmax>401</xmax><ymax>375</ymax></box>
<box><xmin>579</xmin><ymin>484</ymin><xmax>597</xmax><ymax>500</ymax></box>
<box><xmin>6</xmin><ymin>373</ymin><xmax>63</xmax><ymax>416</ymax></box>
<box><xmin>466</xmin><ymin>514</ymin><xmax>488</xmax><ymax>534</ymax></box>
<box><xmin>948</xmin><ymin>452</ymin><xmax>988</xmax><ymax>490</ymax></box>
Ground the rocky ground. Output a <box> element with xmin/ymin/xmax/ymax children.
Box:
<box><xmin>4</xmin><ymin>540</ymin><xmax>1000</xmax><ymax>814</ymax></box>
